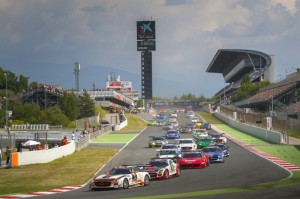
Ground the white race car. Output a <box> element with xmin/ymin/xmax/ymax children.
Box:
<box><xmin>156</xmin><ymin>148</ymin><xmax>182</xmax><ymax>159</ymax></box>
<box><xmin>144</xmin><ymin>158</ymin><xmax>181</xmax><ymax>180</ymax></box>
<box><xmin>90</xmin><ymin>165</ymin><xmax>150</xmax><ymax>190</ymax></box>
<box><xmin>176</xmin><ymin>138</ymin><xmax>197</xmax><ymax>151</ymax></box>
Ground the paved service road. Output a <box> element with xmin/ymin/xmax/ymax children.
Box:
<box><xmin>32</xmin><ymin>112</ymin><xmax>291</xmax><ymax>199</ymax></box>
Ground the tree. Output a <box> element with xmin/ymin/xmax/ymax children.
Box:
<box><xmin>18</xmin><ymin>75</ymin><xmax>29</xmax><ymax>91</ymax></box>
<box><xmin>136</xmin><ymin>98</ymin><xmax>143</xmax><ymax>107</ymax></box>
<box><xmin>231</xmin><ymin>75</ymin><xmax>270</xmax><ymax>103</ymax></box>
<box><xmin>78</xmin><ymin>90</ymin><xmax>95</xmax><ymax>118</ymax></box>
<box><xmin>12</xmin><ymin>102</ymin><xmax>41</xmax><ymax>124</ymax></box>
<box><xmin>29</xmin><ymin>81</ymin><xmax>39</xmax><ymax>88</ymax></box>
<box><xmin>60</xmin><ymin>92</ymin><xmax>78</xmax><ymax>121</ymax></box>
<box><xmin>40</xmin><ymin>105</ymin><xmax>70</xmax><ymax>126</ymax></box>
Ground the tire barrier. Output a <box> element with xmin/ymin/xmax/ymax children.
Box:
<box><xmin>11</xmin><ymin>124</ymin><xmax>49</xmax><ymax>130</ymax></box>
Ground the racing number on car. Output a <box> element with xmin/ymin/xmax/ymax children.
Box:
<box><xmin>170</xmin><ymin>162</ymin><xmax>175</xmax><ymax>172</ymax></box>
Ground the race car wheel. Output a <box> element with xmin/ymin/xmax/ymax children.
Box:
<box><xmin>123</xmin><ymin>179</ymin><xmax>129</xmax><ymax>189</ymax></box>
<box><xmin>144</xmin><ymin>175</ymin><xmax>150</xmax><ymax>186</ymax></box>
<box><xmin>206</xmin><ymin>160</ymin><xmax>210</xmax><ymax>167</ymax></box>
<box><xmin>176</xmin><ymin>167</ymin><xmax>181</xmax><ymax>177</ymax></box>
<box><xmin>163</xmin><ymin>170</ymin><xmax>169</xmax><ymax>179</ymax></box>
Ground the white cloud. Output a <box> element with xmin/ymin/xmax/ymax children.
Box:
<box><xmin>1</xmin><ymin>0</ymin><xmax>300</xmax><ymax>98</ymax></box>
<box><xmin>274</xmin><ymin>0</ymin><xmax>298</xmax><ymax>15</ymax></box>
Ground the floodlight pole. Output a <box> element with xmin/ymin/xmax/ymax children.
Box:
<box><xmin>4</xmin><ymin>70</ymin><xmax>11</xmax><ymax>147</ymax></box>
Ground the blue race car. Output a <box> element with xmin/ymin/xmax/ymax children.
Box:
<box><xmin>202</xmin><ymin>146</ymin><xmax>225</xmax><ymax>163</ymax></box>
<box><xmin>211</xmin><ymin>143</ymin><xmax>230</xmax><ymax>157</ymax></box>
<box><xmin>165</xmin><ymin>130</ymin><xmax>181</xmax><ymax>139</ymax></box>
<box><xmin>156</xmin><ymin>113</ymin><xmax>167</xmax><ymax>120</ymax></box>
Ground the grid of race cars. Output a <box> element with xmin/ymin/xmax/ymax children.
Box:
<box><xmin>90</xmin><ymin>109</ymin><xmax>229</xmax><ymax>190</ymax></box>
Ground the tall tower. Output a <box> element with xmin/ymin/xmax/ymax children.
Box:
<box><xmin>73</xmin><ymin>62</ymin><xmax>80</xmax><ymax>91</ymax></box>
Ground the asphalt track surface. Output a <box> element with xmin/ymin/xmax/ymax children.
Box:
<box><xmin>32</xmin><ymin>112</ymin><xmax>292</xmax><ymax>199</ymax></box>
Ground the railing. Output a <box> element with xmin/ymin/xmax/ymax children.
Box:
<box><xmin>220</xmin><ymin>106</ymin><xmax>288</xmax><ymax>134</ymax></box>
<box><xmin>75</xmin><ymin>126</ymin><xmax>112</xmax><ymax>151</ymax></box>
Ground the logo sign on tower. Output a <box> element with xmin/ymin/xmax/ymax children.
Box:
<box><xmin>137</xmin><ymin>21</ymin><xmax>156</xmax><ymax>40</ymax></box>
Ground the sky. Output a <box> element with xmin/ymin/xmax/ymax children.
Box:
<box><xmin>1</xmin><ymin>0</ymin><xmax>299</xmax><ymax>98</ymax></box>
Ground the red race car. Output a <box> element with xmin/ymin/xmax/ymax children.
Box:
<box><xmin>177</xmin><ymin>151</ymin><xmax>209</xmax><ymax>169</ymax></box>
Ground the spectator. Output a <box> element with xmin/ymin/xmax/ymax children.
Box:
<box><xmin>17</xmin><ymin>142</ymin><xmax>22</xmax><ymax>152</ymax></box>
<box><xmin>0</xmin><ymin>148</ymin><xmax>2</xmax><ymax>167</ymax></box>
<box><xmin>29</xmin><ymin>146</ymin><xmax>34</xmax><ymax>151</ymax></box>
<box><xmin>5</xmin><ymin>146</ymin><xmax>12</xmax><ymax>167</ymax></box>
<box><xmin>78</xmin><ymin>134</ymin><xmax>83</xmax><ymax>141</ymax></box>
<box><xmin>61</xmin><ymin>136</ymin><xmax>68</xmax><ymax>145</ymax></box>
<box><xmin>36</xmin><ymin>144</ymin><xmax>41</xmax><ymax>150</ymax></box>
<box><xmin>72</xmin><ymin>132</ymin><xmax>76</xmax><ymax>141</ymax></box>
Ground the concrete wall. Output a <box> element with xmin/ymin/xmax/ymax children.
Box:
<box><xmin>215</xmin><ymin>112</ymin><xmax>286</xmax><ymax>144</ymax></box>
<box><xmin>114</xmin><ymin>115</ymin><xmax>128</xmax><ymax>131</ymax></box>
<box><xmin>17</xmin><ymin>141</ymin><xmax>75</xmax><ymax>166</ymax></box>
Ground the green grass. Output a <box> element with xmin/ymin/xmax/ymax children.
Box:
<box><xmin>198</xmin><ymin>112</ymin><xmax>225</xmax><ymax>124</ymax></box>
<box><xmin>215</xmin><ymin>124</ymin><xmax>272</xmax><ymax>145</ymax></box>
<box><xmin>124</xmin><ymin>172</ymin><xmax>300</xmax><ymax>199</ymax></box>
<box><xmin>199</xmin><ymin>112</ymin><xmax>300</xmax><ymax>168</ymax></box>
<box><xmin>256</xmin><ymin>145</ymin><xmax>300</xmax><ymax>167</ymax></box>
<box><xmin>0</xmin><ymin>148</ymin><xmax>117</xmax><ymax>196</ymax></box>
<box><xmin>213</xmin><ymin>124</ymin><xmax>300</xmax><ymax>168</ymax></box>
<box><xmin>289</xmin><ymin>129</ymin><xmax>300</xmax><ymax>139</ymax></box>
<box><xmin>93</xmin><ymin>133</ymin><xmax>138</xmax><ymax>143</ymax></box>
<box><xmin>118</xmin><ymin>114</ymin><xmax>147</xmax><ymax>132</ymax></box>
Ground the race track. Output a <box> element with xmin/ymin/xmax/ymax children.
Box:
<box><xmin>33</xmin><ymin>112</ymin><xmax>290</xmax><ymax>199</ymax></box>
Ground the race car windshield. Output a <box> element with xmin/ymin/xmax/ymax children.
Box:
<box><xmin>203</xmin><ymin>148</ymin><xmax>219</xmax><ymax>152</ymax></box>
<box><xmin>179</xmin><ymin>140</ymin><xmax>193</xmax><ymax>144</ymax></box>
<box><xmin>199</xmin><ymin>138</ymin><xmax>212</xmax><ymax>141</ymax></box>
<box><xmin>159</xmin><ymin>150</ymin><xmax>177</xmax><ymax>155</ymax></box>
<box><xmin>150</xmin><ymin>161</ymin><xmax>168</xmax><ymax>167</ymax></box>
<box><xmin>183</xmin><ymin>153</ymin><xmax>202</xmax><ymax>158</ymax></box>
<box><xmin>167</xmin><ymin>131</ymin><xmax>177</xmax><ymax>134</ymax></box>
<box><xmin>153</xmin><ymin>137</ymin><xmax>164</xmax><ymax>141</ymax></box>
<box><xmin>215</xmin><ymin>145</ymin><xmax>226</xmax><ymax>150</ymax></box>
<box><xmin>109</xmin><ymin>168</ymin><xmax>131</xmax><ymax>175</ymax></box>
<box><xmin>161</xmin><ymin>145</ymin><xmax>176</xmax><ymax>149</ymax></box>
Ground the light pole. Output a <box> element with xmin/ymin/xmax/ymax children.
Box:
<box><xmin>3</xmin><ymin>70</ymin><xmax>10</xmax><ymax>147</ymax></box>
<box><xmin>5</xmin><ymin>72</ymin><xmax>8</xmax><ymax>129</ymax></box>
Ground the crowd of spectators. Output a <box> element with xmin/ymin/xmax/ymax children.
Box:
<box><xmin>18</xmin><ymin>84</ymin><xmax>64</xmax><ymax>97</ymax></box>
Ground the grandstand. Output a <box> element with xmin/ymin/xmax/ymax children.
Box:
<box><xmin>18</xmin><ymin>83</ymin><xmax>134</xmax><ymax>110</ymax></box>
<box><xmin>206</xmin><ymin>49</ymin><xmax>300</xmax><ymax>131</ymax></box>
<box><xmin>235</xmin><ymin>71</ymin><xmax>300</xmax><ymax>118</ymax></box>
<box><xmin>206</xmin><ymin>49</ymin><xmax>276</xmax><ymax>104</ymax></box>
<box><xmin>19</xmin><ymin>84</ymin><xmax>64</xmax><ymax>109</ymax></box>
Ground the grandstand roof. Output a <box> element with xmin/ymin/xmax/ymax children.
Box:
<box><xmin>206</xmin><ymin>49</ymin><xmax>272</xmax><ymax>83</ymax></box>
<box><xmin>234</xmin><ymin>72</ymin><xmax>300</xmax><ymax>111</ymax></box>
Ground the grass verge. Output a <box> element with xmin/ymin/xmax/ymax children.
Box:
<box><xmin>124</xmin><ymin>172</ymin><xmax>300</xmax><ymax>199</ymax></box>
<box><xmin>0</xmin><ymin>113</ymin><xmax>146</xmax><ymax>196</ymax></box>
<box><xmin>93</xmin><ymin>133</ymin><xmax>138</xmax><ymax>143</ymax></box>
<box><xmin>198</xmin><ymin>111</ymin><xmax>300</xmax><ymax>167</ymax></box>
<box><xmin>117</xmin><ymin>114</ymin><xmax>147</xmax><ymax>132</ymax></box>
<box><xmin>0</xmin><ymin>148</ymin><xmax>117</xmax><ymax>196</ymax></box>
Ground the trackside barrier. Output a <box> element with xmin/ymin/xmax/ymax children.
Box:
<box><xmin>11</xmin><ymin>141</ymin><xmax>76</xmax><ymax>166</ymax></box>
<box><xmin>215</xmin><ymin>112</ymin><xmax>285</xmax><ymax>144</ymax></box>
<box><xmin>11</xmin><ymin>124</ymin><xmax>50</xmax><ymax>131</ymax></box>
<box><xmin>75</xmin><ymin>126</ymin><xmax>112</xmax><ymax>151</ymax></box>
<box><xmin>114</xmin><ymin>115</ymin><xmax>128</xmax><ymax>131</ymax></box>
<box><xmin>9</xmin><ymin>114</ymin><xmax>126</xmax><ymax>166</ymax></box>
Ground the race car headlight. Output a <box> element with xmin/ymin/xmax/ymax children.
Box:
<box><xmin>151</xmin><ymin>142</ymin><xmax>156</xmax><ymax>145</ymax></box>
<box><xmin>158</xmin><ymin>169</ymin><xmax>164</xmax><ymax>175</ymax></box>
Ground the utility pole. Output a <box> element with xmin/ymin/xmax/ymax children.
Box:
<box><xmin>4</xmin><ymin>70</ymin><xmax>11</xmax><ymax>147</ymax></box>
